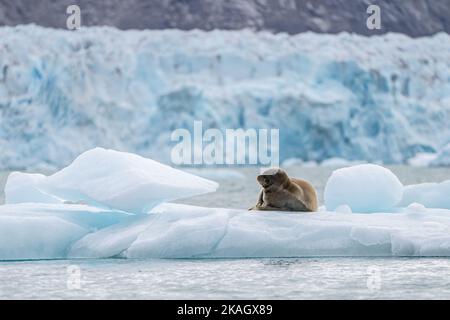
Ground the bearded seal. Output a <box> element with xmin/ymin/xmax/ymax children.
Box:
<box><xmin>249</xmin><ymin>168</ymin><xmax>318</xmax><ymax>212</ymax></box>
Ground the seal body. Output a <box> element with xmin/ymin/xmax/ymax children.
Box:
<box><xmin>249</xmin><ymin>168</ymin><xmax>318</xmax><ymax>212</ymax></box>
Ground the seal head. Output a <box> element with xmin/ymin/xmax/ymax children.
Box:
<box><xmin>257</xmin><ymin>168</ymin><xmax>289</xmax><ymax>191</ymax></box>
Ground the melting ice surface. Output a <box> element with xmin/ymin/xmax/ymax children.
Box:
<box><xmin>1</xmin><ymin>149</ymin><xmax>450</xmax><ymax>260</ymax></box>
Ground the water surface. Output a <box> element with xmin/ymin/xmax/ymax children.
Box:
<box><xmin>2</xmin><ymin>257</ymin><xmax>450</xmax><ymax>299</ymax></box>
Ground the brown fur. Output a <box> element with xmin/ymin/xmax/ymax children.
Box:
<box><xmin>249</xmin><ymin>168</ymin><xmax>318</xmax><ymax>212</ymax></box>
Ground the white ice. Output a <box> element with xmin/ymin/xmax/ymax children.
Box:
<box><xmin>5</xmin><ymin>172</ymin><xmax>62</xmax><ymax>204</ymax></box>
<box><xmin>2</xmin><ymin>156</ymin><xmax>450</xmax><ymax>260</ymax></box>
<box><xmin>0</xmin><ymin>203</ymin><xmax>132</xmax><ymax>260</ymax></box>
<box><xmin>324</xmin><ymin>164</ymin><xmax>403</xmax><ymax>213</ymax></box>
<box><xmin>399</xmin><ymin>180</ymin><xmax>450</xmax><ymax>210</ymax></box>
<box><xmin>5</xmin><ymin>148</ymin><xmax>218</xmax><ymax>213</ymax></box>
<box><xmin>68</xmin><ymin>203</ymin><xmax>450</xmax><ymax>259</ymax></box>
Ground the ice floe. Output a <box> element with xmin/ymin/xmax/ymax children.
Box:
<box><xmin>0</xmin><ymin>203</ymin><xmax>132</xmax><ymax>260</ymax></box>
<box><xmin>68</xmin><ymin>203</ymin><xmax>450</xmax><ymax>258</ymax></box>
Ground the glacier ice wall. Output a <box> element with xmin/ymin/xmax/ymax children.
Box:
<box><xmin>1</xmin><ymin>25</ymin><xmax>450</xmax><ymax>170</ymax></box>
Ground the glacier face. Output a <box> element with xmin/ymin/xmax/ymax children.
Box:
<box><xmin>1</xmin><ymin>25</ymin><xmax>450</xmax><ymax>170</ymax></box>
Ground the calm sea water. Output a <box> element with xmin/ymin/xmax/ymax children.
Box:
<box><xmin>1</xmin><ymin>166</ymin><xmax>450</xmax><ymax>299</ymax></box>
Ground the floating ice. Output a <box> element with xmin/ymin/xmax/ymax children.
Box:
<box><xmin>5</xmin><ymin>172</ymin><xmax>61</xmax><ymax>204</ymax></box>
<box><xmin>406</xmin><ymin>202</ymin><xmax>428</xmax><ymax>214</ymax></box>
<box><xmin>400</xmin><ymin>180</ymin><xmax>450</xmax><ymax>210</ymax></box>
<box><xmin>334</xmin><ymin>204</ymin><xmax>353</xmax><ymax>214</ymax></box>
<box><xmin>2</xmin><ymin>201</ymin><xmax>450</xmax><ymax>260</ymax></box>
<box><xmin>431</xmin><ymin>143</ymin><xmax>450</xmax><ymax>167</ymax></box>
<box><xmin>320</xmin><ymin>158</ymin><xmax>365</xmax><ymax>167</ymax></box>
<box><xmin>407</xmin><ymin>152</ymin><xmax>438</xmax><ymax>167</ymax></box>
<box><xmin>68</xmin><ymin>203</ymin><xmax>450</xmax><ymax>259</ymax></box>
<box><xmin>5</xmin><ymin>148</ymin><xmax>218</xmax><ymax>213</ymax></box>
<box><xmin>324</xmin><ymin>164</ymin><xmax>403</xmax><ymax>213</ymax></box>
<box><xmin>0</xmin><ymin>203</ymin><xmax>132</xmax><ymax>260</ymax></box>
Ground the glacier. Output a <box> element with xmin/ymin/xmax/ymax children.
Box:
<box><xmin>1</xmin><ymin>25</ymin><xmax>450</xmax><ymax>170</ymax></box>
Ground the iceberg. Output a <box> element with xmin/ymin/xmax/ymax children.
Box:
<box><xmin>5</xmin><ymin>148</ymin><xmax>218</xmax><ymax>213</ymax></box>
<box><xmin>399</xmin><ymin>180</ymin><xmax>450</xmax><ymax>210</ymax></box>
<box><xmin>324</xmin><ymin>164</ymin><xmax>403</xmax><ymax>213</ymax></box>
<box><xmin>1</xmin><ymin>26</ymin><xmax>450</xmax><ymax>170</ymax></box>
<box><xmin>0</xmin><ymin>203</ymin><xmax>132</xmax><ymax>260</ymax></box>
<box><xmin>4</xmin><ymin>172</ymin><xmax>62</xmax><ymax>204</ymax></box>
<box><xmin>68</xmin><ymin>203</ymin><xmax>450</xmax><ymax>258</ymax></box>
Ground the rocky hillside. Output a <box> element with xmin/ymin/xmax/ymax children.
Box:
<box><xmin>0</xmin><ymin>0</ymin><xmax>449</xmax><ymax>36</ymax></box>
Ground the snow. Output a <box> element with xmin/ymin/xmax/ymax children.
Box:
<box><xmin>3</xmin><ymin>202</ymin><xmax>450</xmax><ymax>260</ymax></box>
<box><xmin>399</xmin><ymin>180</ymin><xmax>450</xmax><ymax>210</ymax></box>
<box><xmin>1</xmin><ymin>26</ymin><xmax>450</xmax><ymax>170</ymax></box>
<box><xmin>324</xmin><ymin>164</ymin><xmax>403</xmax><ymax>213</ymax></box>
<box><xmin>0</xmin><ymin>203</ymin><xmax>132</xmax><ymax>260</ymax></box>
<box><xmin>5</xmin><ymin>148</ymin><xmax>218</xmax><ymax>213</ymax></box>
<box><xmin>68</xmin><ymin>203</ymin><xmax>450</xmax><ymax>258</ymax></box>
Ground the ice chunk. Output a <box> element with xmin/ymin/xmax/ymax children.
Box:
<box><xmin>324</xmin><ymin>164</ymin><xmax>403</xmax><ymax>213</ymax></box>
<box><xmin>431</xmin><ymin>143</ymin><xmax>450</xmax><ymax>167</ymax></box>
<box><xmin>399</xmin><ymin>180</ymin><xmax>450</xmax><ymax>209</ymax></box>
<box><xmin>5</xmin><ymin>148</ymin><xmax>219</xmax><ymax>213</ymax></box>
<box><xmin>335</xmin><ymin>204</ymin><xmax>352</xmax><ymax>214</ymax></box>
<box><xmin>4</xmin><ymin>172</ymin><xmax>62</xmax><ymax>204</ymax></box>
<box><xmin>69</xmin><ymin>203</ymin><xmax>450</xmax><ymax>258</ymax></box>
<box><xmin>407</xmin><ymin>152</ymin><xmax>438</xmax><ymax>167</ymax></box>
<box><xmin>3</xmin><ymin>202</ymin><xmax>450</xmax><ymax>260</ymax></box>
<box><xmin>406</xmin><ymin>202</ymin><xmax>427</xmax><ymax>214</ymax></box>
<box><xmin>0</xmin><ymin>203</ymin><xmax>132</xmax><ymax>260</ymax></box>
